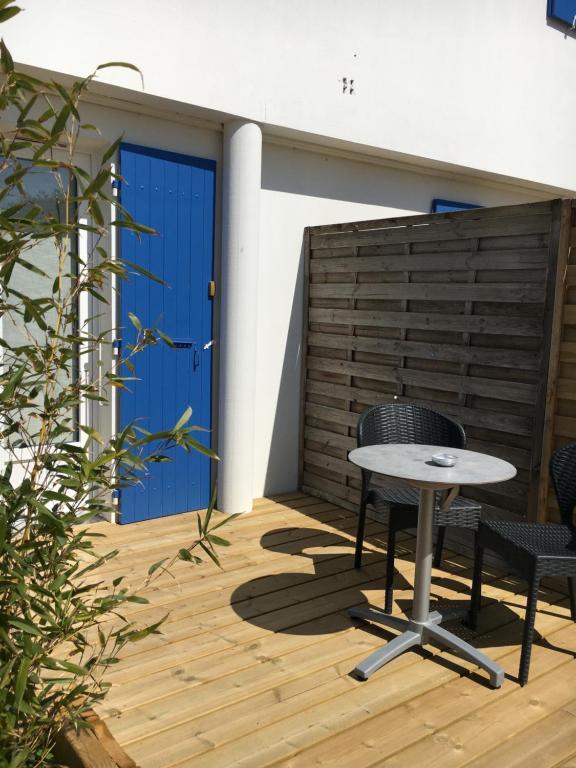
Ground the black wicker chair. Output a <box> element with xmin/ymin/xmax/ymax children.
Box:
<box><xmin>354</xmin><ymin>403</ymin><xmax>482</xmax><ymax>613</ymax></box>
<box><xmin>468</xmin><ymin>442</ymin><xmax>576</xmax><ymax>686</ymax></box>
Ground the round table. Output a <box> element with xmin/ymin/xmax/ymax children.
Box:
<box><xmin>348</xmin><ymin>444</ymin><xmax>516</xmax><ymax>687</ymax></box>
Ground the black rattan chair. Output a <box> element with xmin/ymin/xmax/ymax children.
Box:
<box><xmin>354</xmin><ymin>403</ymin><xmax>482</xmax><ymax>613</ymax></box>
<box><xmin>468</xmin><ymin>442</ymin><xmax>576</xmax><ymax>685</ymax></box>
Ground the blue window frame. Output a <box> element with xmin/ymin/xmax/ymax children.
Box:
<box><xmin>431</xmin><ymin>199</ymin><xmax>480</xmax><ymax>214</ymax></box>
<box><xmin>547</xmin><ymin>0</ymin><xmax>576</xmax><ymax>25</ymax></box>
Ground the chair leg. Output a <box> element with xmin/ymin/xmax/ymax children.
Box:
<box><xmin>384</xmin><ymin>515</ymin><xmax>397</xmax><ymax>614</ymax></box>
<box><xmin>519</xmin><ymin>571</ymin><xmax>540</xmax><ymax>686</ymax></box>
<box><xmin>433</xmin><ymin>526</ymin><xmax>446</xmax><ymax>569</ymax></box>
<box><xmin>467</xmin><ymin>536</ymin><xmax>483</xmax><ymax>630</ymax></box>
<box><xmin>569</xmin><ymin>577</ymin><xmax>576</xmax><ymax>622</ymax></box>
<box><xmin>354</xmin><ymin>497</ymin><xmax>368</xmax><ymax>570</ymax></box>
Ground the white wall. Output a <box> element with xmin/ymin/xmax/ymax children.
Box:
<box><xmin>255</xmin><ymin>142</ymin><xmax>545</xmax><ymax>496</ymax></box>
<box><xmin>0</xmin><ymin>58</ymin><xmax>561</xmax><ymax>500</ymax></box>
<box><xmin>68</xmin><ymin>100</ymin><xmax>549</xmax><ymax>499</ymax></box>
<box><xmin>7</xmin><ymin>0</ymin><xmax>576</xmax><ymax>192</ymax></box>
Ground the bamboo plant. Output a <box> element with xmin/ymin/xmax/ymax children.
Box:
<box><xmin>0</xmin><ymin>2</ymin><xmax>231</xmax><ymax>764</ymax></box>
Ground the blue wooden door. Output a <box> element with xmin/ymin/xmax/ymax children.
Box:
<box><xmin>118</xmin><ymin>144</ymin><xmax>215</xmax><ymax>523</ymax></box>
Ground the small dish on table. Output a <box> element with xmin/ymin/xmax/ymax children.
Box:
<box><xmin>431</xmin><ymin>453</ymin><xmax>457</xmax><ymax>467</ymax></box>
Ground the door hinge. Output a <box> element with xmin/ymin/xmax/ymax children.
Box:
<box><xmin>208</xmin><ymin>280</ymin><xmax>216</xmax><ymax>298</ymax></box>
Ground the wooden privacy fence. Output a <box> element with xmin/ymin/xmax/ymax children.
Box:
<box><xmin>300</xmin><ymin>199</ymin><xmax>574</xmax><ymax>522</ymax></box>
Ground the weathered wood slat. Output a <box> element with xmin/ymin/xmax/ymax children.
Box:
<box><xmin>309</xmin><ymin>282</ymin><xmax>545</xmax><ymax>303</ymax></box>
<box><xmin>309</xmin><ymin>308</ymin><xmax>543</xmax><ymax>337</ymax></box>
<box><xmin>566</xmin><ymin>265</ymin><xmax>576</xmax><ymax>285</ymax></box>
<box><xmin>310</xmin><ymin>214</ymin><xmax>552</xmax><ymax>250</ymax></box>
<box><xmin>563</xmin><ymin>305</ymin><xmax>576</xmax><ymax>325</ymax></box>
<box><xmin>307</xmin><ymin>332</ymin><xmax>540</xmax><ymax>370</ymax></box>
<box><xmin>306</xmin><ymin>356</ymin><xmax>537</xmax><ymax>403</ymax></box>
<box><xmin>307</xmin><ymin>200</ymin><xmax>552</xmax><ymax>235</ymax></box>
<box><xmin>309</xmin><ymin>249</ymin><xmax>549</xmax><ymax>273</ymax></box>
<box><xmin>304</xmin><ymin>389</ymin><xmax>533</xmax><ymax>436</ymax></box>
<box><xmin>556</xmin><ymin>379</ymin><xmax>576</xmax><ymax>400</ymax></box>
<box><xmin>399</xmin><ymin>368</ymin><xmax>537</xmax><ymax>404</ymax></box>
<box><xmin>554</xmin><ymin>415</ymin><xmax>576</xmax><ymax>439</ymax></box>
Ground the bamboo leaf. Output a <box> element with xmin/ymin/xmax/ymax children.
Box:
<box><xmin>122</xmin><ymin>258</ymin><xmax>164</xmax><ymax>284</ymax></box>
<box><xmin>127</xmin><ymin>312</ymin><xmax>142</xmax><ymax>331</ymax></box>
<box><xmin>0</xmin><ymin>363</ymin><xmax>26</xmax><ymax>401</ymax></box>
<box><xmin>7</xmin><ymin>618</ymin><xmax>41</xmax><ymax>636</ymax></box>
<box><xmin>51</xmin><ymin>103</ymin><xmax>72</xmax><ymax>137</ymax></box>
<box><xmin>148</xmin><ymin>558</ymin><xmax>168</xmax><ymax>575</ymax></box>
<box><xmin>0</xmin><ymin>37</ymin><xmax>14</xmax><ymax>73</ymax></box>
<box><xmin>157</xmin><ymin>329</ymin><xmax>174</xmax><ymax>347</ymax></box>
<box><xmin>14</xmin><ymin>657</ymin><xmax>30</xmax><ymax>710</ymax></box>
<box><xmin>95</xmin><ymin>61</ymin><xmax>144</xmax><ymax>88</ymax></box>
<box><xmin>0</xmin><ymin>6</ymin><xmax>20</xmax><ymax>23</ymax></box>
<box><xmin>199</xmin><ymin>540</ymin><xmax>221</xmax><ymax>567</ymax></box>
<box><xmin>79</xmin><ymin>424</ymin><xmax>104</xmax><ymax>445</ymax></box>
<box><xmin>101</xmin><ymin>135</ymin><xmax>123</xmax><ymax>165</ymax></box>
<box><xmin>174</xmin><ymin>405</ymin><xmax>192</xmax><ymax>431</ymax></box>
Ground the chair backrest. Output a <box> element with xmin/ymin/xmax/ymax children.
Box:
<box><xmin>357</xmin><ymin>403</ymin><xmax>466</xmax><ymax>451</ymax></box>
<box><xmin>550</xmin><ymin>443</ymin><xmax>576</xmax><ymax>529</ymax></box>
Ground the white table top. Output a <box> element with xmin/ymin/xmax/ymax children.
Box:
<box><xmin>348</xmin><ymin>444</ymin><xmax>516</xmax><ymax>490</ymax></box>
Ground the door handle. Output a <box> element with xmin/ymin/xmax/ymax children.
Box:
<box><xmin>193</xmin><ymin>348</ymin><xmax>200</xmax><ymax>371</ymax></box>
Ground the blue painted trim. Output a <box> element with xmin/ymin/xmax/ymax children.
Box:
<box><xmin>431</xmin><ymin>199</ymin><xmax>481</xmax><ymax>214</ymax></box>
<box><xmin>547</xmin><ymin>0</ymin><xmax>576</xmax><ymax>25</ymax></box>
<box><xmin>120</xmin><ymin>142</ymin><xmax>216</xmax><ymax>171</ymax></box>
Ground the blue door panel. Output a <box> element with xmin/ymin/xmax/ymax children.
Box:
<box><xmin>118</xmin><ymin>144</ymin><xmax>215</xmax><ymax>523</ymax></box>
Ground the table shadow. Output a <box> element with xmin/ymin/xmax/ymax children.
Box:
<box><xmin>230</xmin><ymin>527</ymin><xmax>413</xmax><ymax>635</ymax></box>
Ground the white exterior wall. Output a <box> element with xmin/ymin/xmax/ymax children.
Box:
<box><xmin>11</xmin><ymin>1</ymin><xmax>576</xmax><ymax>505</ymax></box>
<box><xmin>10</xmin><ymin>95</ymin><xmax>552</xmax><ymax>499</ymax></box>
<box><xmin>70</xmin><ymin>99</ymin><xmax>547</xmax><ymax>498</ymax></box>
<box><xmin>7</xmin><ymin>0</ymin><xmax>576</xmax><ymax>192</ymax></box>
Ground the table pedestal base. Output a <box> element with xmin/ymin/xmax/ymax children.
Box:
<box><xmin>349</xmin><ymin>605</ymin><xmax>504</xmax><ymax>687</ymax></box>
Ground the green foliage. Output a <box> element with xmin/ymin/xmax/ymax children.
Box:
<box><xmin>0</xmin><ymin>3</ymin><xmax>232</xmax><ymax>764</ymax></box>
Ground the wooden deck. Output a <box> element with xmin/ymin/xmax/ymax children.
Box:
<box><xmin>93</xmin><ymin>494</ymin><xmax>576</xmax><ymax>767</ymax></box>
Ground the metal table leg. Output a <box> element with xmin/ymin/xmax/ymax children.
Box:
<box><xmin>349</xmin><ymin>487</ymin><xmax>504</xmax><ymax>687</ymax></box>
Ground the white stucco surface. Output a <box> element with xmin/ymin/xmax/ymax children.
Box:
<box><xmin>73</xmin><ymin>102</ymin><xmax>545</xmax><ymax>498</ymax></box>
<box><xmin>9</xmin><ymin>2</ymin><xmax>575</xmax><ymax>504</ymax></box>
<box><xmin>9</xmin><ymin>0</ymin><xmax>576</xmax><ymax>191</ymax></box>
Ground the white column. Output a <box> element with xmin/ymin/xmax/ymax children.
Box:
<box><xmin>217</xmin><ymin>120</ymin><xmax>262</xmax><ymax>514</ymax></box>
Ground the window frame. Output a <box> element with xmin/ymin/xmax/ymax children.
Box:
<box><xmin>0</xmin><ymin>150</ymin><xmax>92</xmax><ymax>465</ymax></box>
<box><xmin>431</xmin><ymin>199</ymin><xmax>481</xmax><ymax>214</ymax></box>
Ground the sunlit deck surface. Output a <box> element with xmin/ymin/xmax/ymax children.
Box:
<box><xmin>93</xmin><ymin>494</ymin><xmax>576</xmax><ymax>767</ymax></box>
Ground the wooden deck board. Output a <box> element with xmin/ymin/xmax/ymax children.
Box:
<box><xmin>92</xmin><ymin>495</ymin><xmax>575</xmax><ymax>767</ymax></box>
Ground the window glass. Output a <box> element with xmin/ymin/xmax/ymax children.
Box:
<box><xmin>0</xmin><ymin>163</ymin><xmax>78</xmax><ymax>443</ymax></box>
